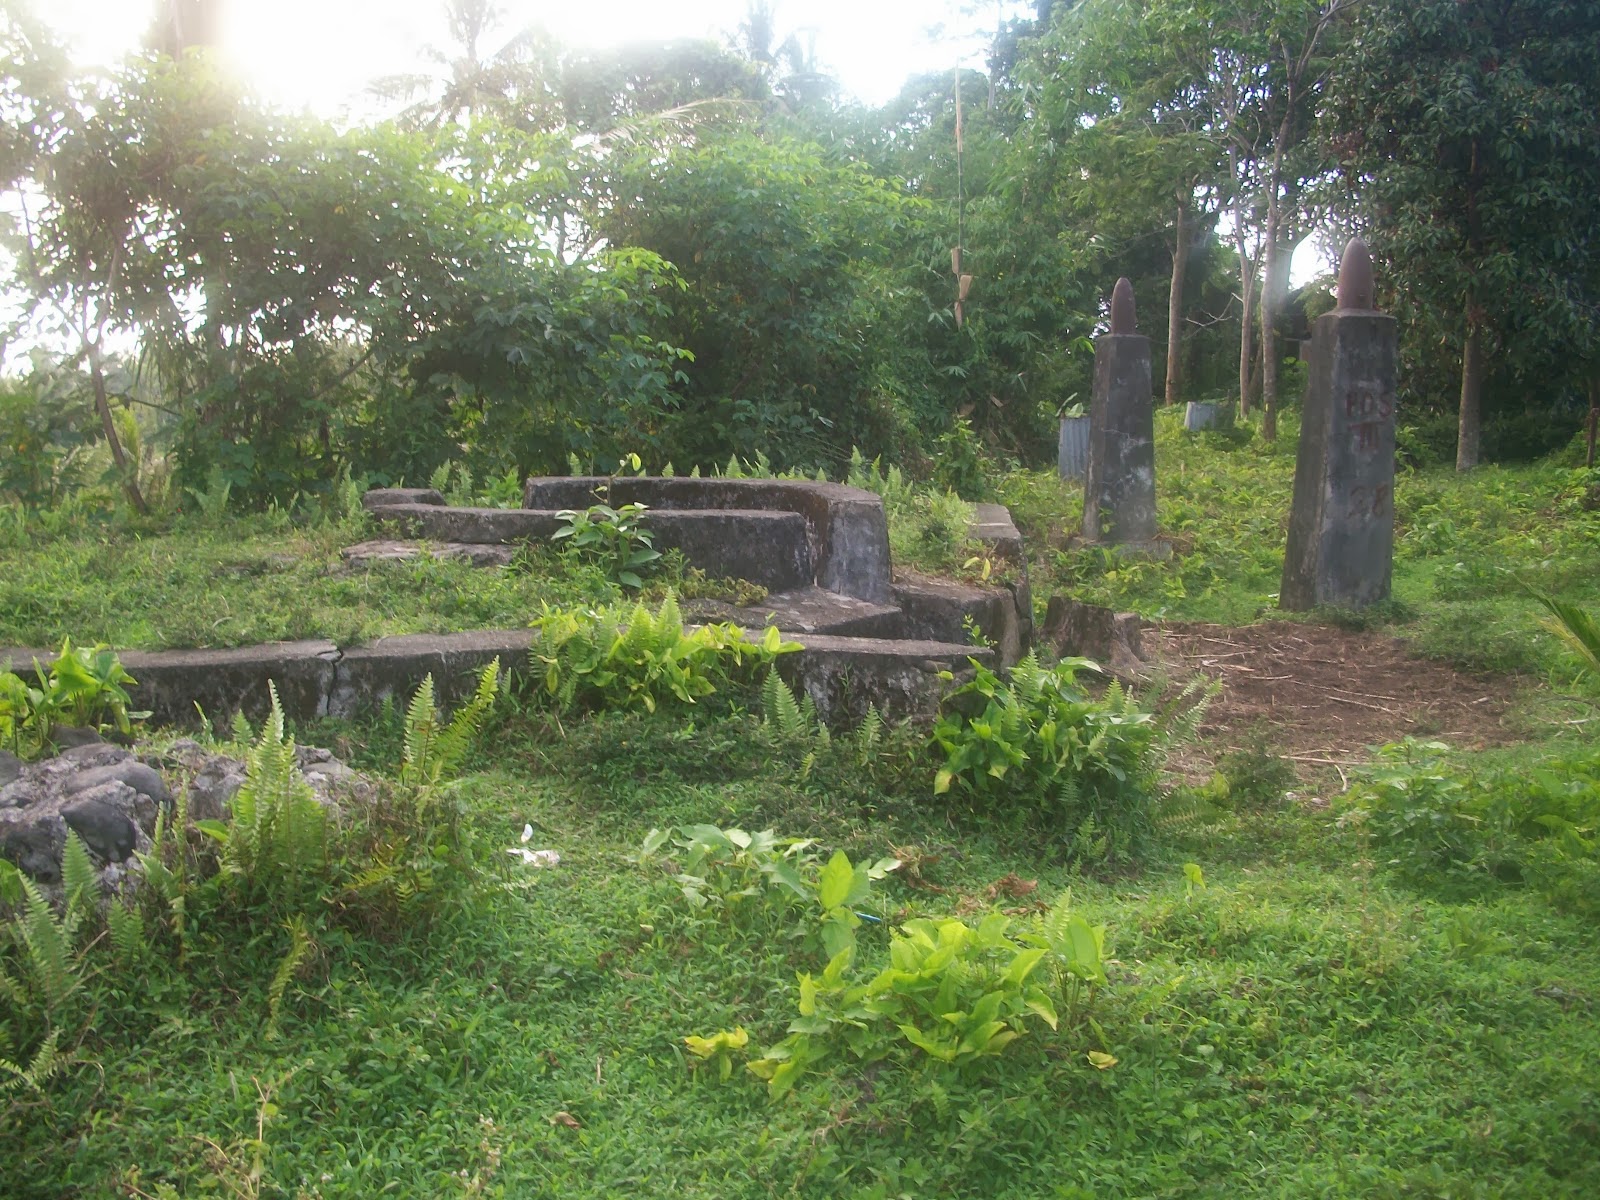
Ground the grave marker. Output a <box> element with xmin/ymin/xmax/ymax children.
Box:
<box><xmin>1280</xmin><ymin>240</ymin><xmax>1398</xmax><ymax>611</ymax></box>
<box><xmin>1082</xmin><ymin>278</ymin><xmax>1159</xmax><ymax>547</ymax></box>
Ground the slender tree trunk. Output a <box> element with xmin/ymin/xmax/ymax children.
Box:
<box><xmin>88</xmin><ymin>340</ymin><xmax>147</xmax><ymax>515</ymax></box>
<box><xmin>1457</xmin><ymin>314</ymin><xmax>1484</xmax><ymax>471</ymax></box>
<box><xmin>1237</xmin><ymin>257</ymin><xmax>1255</xmax><ymax>419</ymax></box>
<box><xmin>1260</xmin><ymin>229</ymin><xmax>1293</xmax><ymax>440</ymax></box>
<box><xmin>1165</xmin><ymin>200</ymin><xmax>1189</xmax><ymax>406</ymax></box>
<box><xmin>1586</xmin><ymin>375</ymin><xmax>1598</xmax><ymax>469</ymax></box>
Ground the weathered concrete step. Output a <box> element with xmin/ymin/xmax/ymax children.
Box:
<box><xmin>4</xmin><ymin>629</ymin><xmax>990</xmax><ymax>729</ymax></box>
<box><xmin>775</xmin><ymin>633</ymin><xmax>989</xmax><ymax>726</ymax></box>
<box><xmin>891</xmin><ymin>573</ymin><xmax>1030</xmax><ymax>667</ymax></box>
<box><xmin>341</xmin><ymin>540</ymin><xmax>517</xmax><ymax>568</ymax></box>
<box><xmin>684</xmin><ymin>586</ymin><xmax>903</xmax><ymax>638</ymax></box>
<box><xmin>371</xmin><ymin>504</ymin><xmax>814</xmax><ymax>594</ymax></box>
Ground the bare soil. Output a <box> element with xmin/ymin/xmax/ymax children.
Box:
<box><xmin>1149</xmin><ymin>621</ymin><xmax>1516</xmax><ymax>778</ymax></box>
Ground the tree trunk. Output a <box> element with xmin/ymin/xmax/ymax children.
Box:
<box><xmin>1237</xmin><ymin>262</ymin><xmax>1255</xmax><ymax>419</ymax></box>
<box><xmin>1456</xmin><ymin>316</ymin><xmax>1483</xmax><ymax>471</ymax></box>
<box><xmin>88</xmin><ymin>341</ymin><xmax>148</xmax><ymax>515</ymax></box>
<box><xmin>1587</xmin><ymin>375</ymin><xmax>1598</xmax><ymax>469</ymax></box>
<box><xmin>1165</xmin><ymin>200</ymin><xmax>1189</xmax><ymax>406</ymax></box>
<box><xmin>1260</xmin><ymin>228</ymin><xmax>1293</xmax><ymax>442</ymax></box>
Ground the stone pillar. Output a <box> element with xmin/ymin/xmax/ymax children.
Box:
<box><xmin>1082</xmin><ymin>278</ymin><xmax>1158</xmax><ymax>545</ymax></box>
<box><xmin>1280</xmin><ymin>240</ymin><xmax>1398</xmax><ymax>611</ymax></box>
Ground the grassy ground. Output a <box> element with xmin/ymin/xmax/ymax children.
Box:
<box><xmin>4</xmin><ymin>425</ymin><xmax>1598</xmax><ymax>1198</ymax></box>
<box><xmin>0</xmin><ymin>514</ymin><xmax>620</xmax><ymax>652</ymax></box>
<box><xmin>5</xmin><ymin>707</ymin><xmax>1598</xmax><ymax>1199</ymax></box>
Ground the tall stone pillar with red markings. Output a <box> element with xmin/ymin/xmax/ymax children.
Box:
<box><xmin>1280</xmin><ymin>239</ymin><xmax>1399</xmax><ymax>611</ymax></box>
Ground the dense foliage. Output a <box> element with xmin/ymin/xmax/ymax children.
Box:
<box><xmin>5</xmin><ymin>0</ymin><xmax>1594</xmax><ymax>524</ymax></box>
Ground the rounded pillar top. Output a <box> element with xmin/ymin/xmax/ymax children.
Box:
<box><xmin>1110</xmin><ymin>277</ymin><xmax>1136</xmax><ymax>334</ymax></box>
<box><xmin>1336</xmin><ymin>239</ymin><xmax>1376</xmax><ymax>311</ymax></box>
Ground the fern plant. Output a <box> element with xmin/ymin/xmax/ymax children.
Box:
<box><xmin>264</xmin><ymin>916</ymin><xmax>314</xmax><ymax>1039</ymax></box>
<box><xmin>344</xmin><ymin>661</ymin><xmax>502</xmax><ymax>921</ymax></box>
<box><xmin>400</xmin><ymin>658</ymin><xmax>501</xmax><ymax>800</ymax></box>
<box><xmin>198</xmin><ymin>682</ymin><xmax>328</xmax><ymax>913</ymax></box>
<box><xmin>0</xmin><ymin>832</ymin><xmax>100</xmax><ymax>1095</ymax></box>
<box><xmin>136</xmin><ymin>787</ymin><xmax>192</xmax><ymax>961</ymax></box>
<box><xmin>762</xmin><ymin>669</ymin><xmax>829</xmax><ymax>778</ymax></box>
<box><xmin>1533</xmin><ymin>591</ymin><xmax>1600</xmax><ymax>683</ymax></box>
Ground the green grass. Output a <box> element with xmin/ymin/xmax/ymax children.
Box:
<box><xmin>1001</xmin><ymin>408</ymin><xmax>1600</xmax><ymax>678</ymax></box>
<box><xmin>5</xmin><ymin>709</ymin><xmax>1599</xmax><ymax>1198</ymax></box>
<box><xmin>0</xmin><ymin>512</ymin><xmax>620</xmax><ymax>652</ymax></box>
<box><xmin>4</xmin><ymin>422</ymin><xmax>1600</xmax><ymax>1198</ymax></box>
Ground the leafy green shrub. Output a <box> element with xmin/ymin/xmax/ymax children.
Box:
<box><xmin>728</xmin><ymin>889</ymin><xmax>1107</xmax><ymax>1099</ymax></box>
<box><xmin>932</xmin><ymin>655</ymin><xmax>1214</xmax><ymax>861</ymax></box>
<box><xmin>931</xmin><ymin>417</ymin><xmax>991</xmax><ymax>501</ymax></box>
<box><xmin>0</xmin><ymin>639</ymin><xmax>145</xmax><ymax>758</ymax></box>
<box><xmin>552</xmin><ymin>500</ymin><xmax>662</xmax><ymax>589</ymax></box>
<box><xmin>1343</xmin><ymin>738</ymin><xmax>1600</xmax><ymax>912</ymax></box>
<box><xmin>527</xmin><ymin>595</ymin><xmax>799</xmax><ymax>714</ymax></box>
<box><xmin>0</xmin><ymin>366</ymin><xmax>98</xmax><ymax>512</ymax></box>
<box><xmin>640</xmin><ymin>825</ymin><xmax>817</xmax><ymax>918</ymax></box>
<box><xmin>1213</xmin><ymin>730</ymin><xmax>1298</xmax><ymax>810</ymax></box>
<box><xmin>429</xmin><ymin>461</ymin><xmax>522</xmax><ymax>509</ymax></box>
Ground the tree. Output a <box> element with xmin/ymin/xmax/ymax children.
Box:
<box><xmin>149</xmin><ymin>0</ymin><xmax>223</xmax><ymax>56</ymax></box>
<box><xmin>4</xmin><ymin>47</ymin><xmax>691</xmax><ymax>504</ymax></box>
<box><xmin>370</xmin><ymin>0</ymin><xmax>563</xmax><ymax>131</ymax></box>
<box><xmin>1021</xmin><ymin>0</ymin><xmax>1226</xmax><ymax>409</ymax></box>
<box><xmin>1325</xmin><ymin>0</ymin><xmax>1600</xmax><ymax>469</ymax></box>
<box><xmin>584</xmin><ymin>127</ymin><xmax>921</xmax><ymax>470</ymax></box>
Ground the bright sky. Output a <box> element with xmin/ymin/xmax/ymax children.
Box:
<box><xmin>43</xmin><ymin>1</ymin><xmax>999</xmax><ymax>116</ymax></box>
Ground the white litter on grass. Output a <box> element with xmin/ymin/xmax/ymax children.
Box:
<box><xmin>507</xmin><ymin>848</ymin><xmax>561</xmax><ymax>867</ymax></box>
<box><xmin>507</xmin><ymin>823</ymin><xmax>560</xmax><ymax>867</ymax></box>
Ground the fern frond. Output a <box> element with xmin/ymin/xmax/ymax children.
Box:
<box><xmin>762</xmin><ymin>669</ymin><xmax>807</xmax><ymax>738</ymax></box>
<box><xmin>0</xmin><ymin>1026</ymin><xmax>63</xmax><ymax>1094</ymax></box>
<box><xmin>265</xmin><ymin>916</ymin><xmax>314</xmax><ymax>1039</ymax></box>
<box><xmin>61</xmin><ymin>830</ymin><xmax>97</xmax><ymax>935</ymax></box>
<box><xmin>222</xmin><ymin>682</ymin><xmax>325</xmax><ymax>908</ymax></box>
<box><xmin>401</xmin><ymin>672</ymin><xmax>440</xmax><ymax>785</ymax></box>
<box><xmin>431</xmin><ymin>657</ymin><xmax>500</xmax><ymax>783</ymax></box>
<box><xmin>1536</xmin><ymin>592</ymin><xmax>1600</xmax><ymax>679</ymax></box>
<box><xmin>16</xmin><ymin>876</ymin><xmax>76</xmax><ymax>1009</ymax></box>
<box><xmin>107</xmin><ymin>901</ymin><xmax>144</xmax><ymax>964</ymax></box>
<box><xmin>1153</xmin><ymin>792</ymin><xmax>1212</xmax><ymax>833</ymax></box>
<box><xmin>0</xmin><ymin>965</ymin><xmax>26</xmax><ymax>1007</ymax></box>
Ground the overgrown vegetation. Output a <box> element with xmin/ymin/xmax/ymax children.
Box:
<box><xmin>3</xmin><ymin>2</ymin><xmax>1600</xmax><ymax>1193</ymax></box>
<box><xmin>5</xmin><ymin>678</ymin><xmax>1598</xmax><ymax>1196</ymax></box>
<box><xmin>1344</xmin><ymin>738</ymin><xmax>1600</xmax><ymax>915</ymax></box>
<box><xmin>933</xmin><ymin>655</ymin><xmax>1215</xmax><ymax>863</ymax></box>
<box><xmin>527</xmin><ymin>594</ymin><xmax>800</xmax><ymax>714</ymax></box>
<box><xmin>0</xmin><ymin>638</ymin><xmax>144</xmax><ymax>757</ymax></box>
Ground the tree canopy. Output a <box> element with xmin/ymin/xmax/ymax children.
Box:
<box><xmin>1</xmin><ymin>0</ymin><xmax>1596</xmax><ymax>515</ymax></box>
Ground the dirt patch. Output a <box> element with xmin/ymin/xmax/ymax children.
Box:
<box><xmin>1148</xmin><ymin>621</ymin><xmax>1515</xmax><ymax>775</ymax></box>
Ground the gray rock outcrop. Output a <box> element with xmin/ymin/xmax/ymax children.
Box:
<box><xmin>0</xmin><ymin>734</ymin><xmax>363</xmax><ymax>897</ymax></box>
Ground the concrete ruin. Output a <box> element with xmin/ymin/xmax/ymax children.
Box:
<box><xmin>4</xmin><ymin>477</ymin><xmax>1036</xmax><ymax>730</ymax></box>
